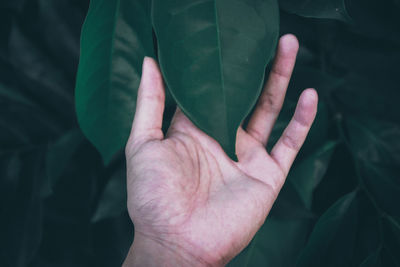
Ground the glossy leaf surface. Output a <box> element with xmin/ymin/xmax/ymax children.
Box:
<box><xmin>75</xmin><ymin>0</ymin><xmax>154</xmax><ymax>164</ymax></box>
<box><xmin>153</xmin><ymin>0</ymin><xmax>279</xmax><ymax>159</ymax></box>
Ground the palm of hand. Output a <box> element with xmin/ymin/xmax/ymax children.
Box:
<box><xmin>125</xmin><ymin>35</ymin><xmax>317</xmax><ymax>266</ymax></box>
<box><xmin>127</xmin><ymin>112</ymin><xmax>284</xmax><ymax>264</ymax></box>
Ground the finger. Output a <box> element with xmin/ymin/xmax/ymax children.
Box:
<box><xmin>271</xmin><ymin>89</ymin><xmax>318</xmax><ymax>175</ymax></box>
<box><xmin>130</xmin><ymin>57</ymin><xmax>165</xmax><ymax>143</ymax></box>
<box><xmin>246</xmin><ymin>34</ymin><xmax>299</xmax><ymax>146</ymax></box>
<box><xmin>235</xmin><ymin>127</ymin><xmax>260</xmax><ymax>162</ymax></box>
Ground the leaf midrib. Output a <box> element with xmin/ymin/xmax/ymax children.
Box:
<box><xmin>213</xmin><ymin>0</ymin><xmax>230</xmax><ymax>143</ymax></box>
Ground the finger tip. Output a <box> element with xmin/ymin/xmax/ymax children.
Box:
<box><xmin>279</xmin><ymin>34</ymin><xmax>299</xmax><ymax>54</ymax></box>
<box><xmin>300</xmin><ymin>88</ymin><xmax>318</xmax><ymax>116</ymax></box>
<box><xmin>141</xmin><ymin>56</ymin><xmax>163</xmax><ymax>84</ymax></box>
<box><xmin>303</xmin><ymin>88</ymin><xmax>318</xmax><ymax>101</ymax></box>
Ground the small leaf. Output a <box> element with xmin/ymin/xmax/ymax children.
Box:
<box><xmin>279</xmin><ymin>0</ymin><xmax>351</xmax><ymax>22</ymax></box>
<box><xmin>92</xmin><ymin>168</ymin><xmax>127</xmax><ymax>222</ymax></box>
<box><xmin>153</xmin><ymin>0</ymin><xmax>279</xmax><ymax>159</ymax></box>
<box><xmin>75</xmin><ymin>0</ymin><xmax>155</xmax><ymax>164</ymax></box>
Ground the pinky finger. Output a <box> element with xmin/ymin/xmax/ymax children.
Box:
<box><xmin>270</xmin><ymin>89</ymin><xmax>318</xmax><ymax>175</ymax></box>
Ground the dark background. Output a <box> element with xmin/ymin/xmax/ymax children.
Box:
<box><xmin>1</xmin><ymin>0</ymin><xmax>399</xmax><ymax>266</ymax></box>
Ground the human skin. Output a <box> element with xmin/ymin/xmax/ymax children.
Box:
<box><xmin>123</xmin><ymin>34</ymin><xmax>318</xmax><ymax>266</ymax></box>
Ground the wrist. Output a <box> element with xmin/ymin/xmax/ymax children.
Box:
<box><xmin>123</xmin><ymin>232</ymin><xmax>220</xmax><ymax>267</ymax></box>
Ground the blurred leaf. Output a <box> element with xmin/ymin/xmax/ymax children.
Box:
<box><xmin>92</xmin><ymin>167</ymin><xmax>127</xmax><ymax>222</ymax></box>
<box><xmin>288</xmin><ymin>140</ymin><xmax>337</xmax><ymax>209</ymax></box>
<box><xmin>153</xmin><ymin>0</ymin><xmax>279</xmax><ymax>159</ymax></box>
<box><xmin>75</xmin><ymin>0</ymin><xmax>155</xmax><ymax>164</ymax></box>
<box><xmin>0</xmin><ymin>149</ymin><xmax>44</xmax><ymax>267</ymax></box>
<box><xmin>381</xmin><ymin>215</ymin><xmax>400</xmax><ymax>265</ymax></box>
<box><xmin>279</xmin><ymin>0</ymin><xmax>351</xmax><ymax>22</ymax></box>
<box><xmin>345</xmin><ymin>117</ymin><xmax>400</xmax><ymax>165</ymax></box>
<box><xmin>297</xmin><ymin>191</ymin><xmax>359</xmax><ymax>267</ymax></box>
<box><xmin>0</xmin><ymin>80</ymin><xmax>64</xmax><ymax>148</ymax></box>
<box><xmin>43</xmin><ymin>129</ymin><xmax>85</xmax><ymax>198</ymax></box>
<box><xmin>91</xmin><ymin>213</ymin><xmax>133</xmax><ymax>267</ymax></box>
<box><xmin>359</xmin><ymin>249</ymin><xmax>382</xmax><ymax>267</ymax></box>
<box><xmin>33</xmin><ymin>142</ymin><xmax>101</xmax><ymax>266</ymax></box>
<box><xmin>346</xmin><ymin>0</ymin><xmax>400</xmax><ymax>43</ymax></box>
<box><xmin>229</xmin><ymin>218</ymin><xmax>312</xmax><ymax>267</ymax></box>
<box><xmin>330</xmin><ymin>34</ymin><xmax>400</xmax><ymax>123</ymax></box>
<box><xmin>359</xmin><ymin>162</ymin><xmax>400</xmax><ymax>217</ymax></box>
<box><xmin>0</xmin><ymin>81</ymin><xmax>35</xmax><ymax>107</ymax></box>
<box><xmin>270</xmin><ymin>176</ymin><xmax>316</xmax><ymax>220</ymax></box>
<box><xmin>8</xmin><ymin>6</ymin><xmax>78</xmax><ymax>125</ymax></box>
<box><xmin>344</xmin><ymin>117</ymin><xmax>400</xmax><ymax>217</ymax></box>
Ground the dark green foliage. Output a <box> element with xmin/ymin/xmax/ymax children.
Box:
<box><xmin>0</xmin><ymin>0</ymin><xmax>399</xmax><ymax>266</ymax></box>
<box><xmin>75</xmin><ymin>0</ymin><xmax>155</xmax><ymax>164</ymax></box>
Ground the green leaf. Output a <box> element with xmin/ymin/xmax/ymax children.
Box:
<box><xmin>75</xmin><ymin>0</ymin><xmax>155</xmax><ymax>164</ymax></box>
<box><xmin>279</xmin><ymin>0</ymin><xmax>351</xmax><ymax>22</ymax></box>
<box><xmin>229</xmin><ymin>218</ymin><xmax>312</xmax><ymax>267</ymax></box>
<box><xmin>92</xmin><ymin>167</ymin><xmax>127</xmax><ymax>222</ymax></box>
<box><xmin>152</xmin><ymin>0</ymin><xmax>279</xmax><ymax>159</ymax></box>
<box><xmin>297</xmin><ymin>191</ymin><xmax>359</xmax><ymax>267</ymax></box>
<box><xmin>288</xmin><ymin>140</ymin><xmax>337</xmax><ymax>209</ymax></box>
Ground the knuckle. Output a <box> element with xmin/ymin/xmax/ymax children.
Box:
<box><xmin>258</xmin><ymin>91</ymin><xmax>280</xmax><ymax>114</ymax></box>
<box><xmin>281</xmin><ymin>132</ymin><xmax>301</xmax><ymax>151</ymax></box>
<box><xmin>247</xmin><ymin>128</ymin><xmax>264</xmax><ymax>143</ymax></box>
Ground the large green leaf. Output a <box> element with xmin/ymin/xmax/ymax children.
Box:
<box><xmin>75</xmin><ymin>0</ymin><xmax>155</xmax><ymax>164</ymax></box>
<box><xmin>279</xmin><ymin>0</ymin><xmax>351</xmax><ymax>22</ymax></box>
<box><xmin>152</xmin><ymin>0</ymin><xmax>279</xmax><ymax>159</ymax></box>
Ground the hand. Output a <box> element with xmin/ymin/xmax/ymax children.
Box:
<box><xmin>123</xmin><ymin>34</ymin><xmax>318</xmax><ymax>266</ymax></box>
